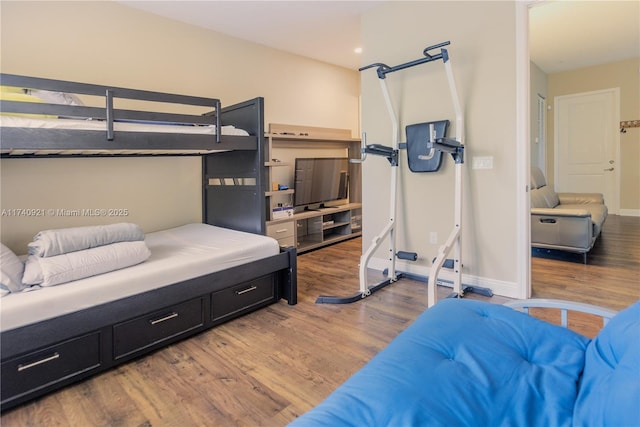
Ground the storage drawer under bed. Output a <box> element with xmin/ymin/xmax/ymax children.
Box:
<box><xmin>113</xmin><ymin>297</ymin><xmax>205</xmax><ymax>359</ymax></box>
<box><xmin>211</xmin><ymin>275</ymin><xmax>276</xmax><ymax>322</ymax></box>
<box><xmin>1</xmin><ymin>332</ymin><xmax>101</xmax><ymax>405</ymax></box>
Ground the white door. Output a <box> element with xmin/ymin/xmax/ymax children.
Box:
<box><xmin>554</xmin><ymin>88</ymin><xmax>620</xmax><ymax>213</ymax></box>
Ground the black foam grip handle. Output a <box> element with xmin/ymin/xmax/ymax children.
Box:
<box><xmin>397</xmin><ymin>251</ymin><xmax>418</xmax><ymax>261</ymax></box>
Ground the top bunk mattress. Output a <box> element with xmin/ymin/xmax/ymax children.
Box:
<box><xmin>0</xmin><ymin>116</ymin><xmax>249</xmax><ymax>135</ymax></box>
<box><xmin>0</xmin><ymin>223</ymin><xmax>280</xmax><ymax>332</ymax></box>
<box><xmin>0</xmin><ymin>116</ymin><xmax>250</xmax><ymax>156</ymax></box>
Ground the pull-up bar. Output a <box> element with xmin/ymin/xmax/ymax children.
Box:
<box><xmin>316</xmin><ymin>41</ymin><xmax>461</xmax><ymax>305</ymax></box>
<box><xmin>316</xmin><ymin>40</ymin><xmax>492</xmax><ymax>307</ymax></box>
<box><xmin>359</xmin><ymin>41</ymin><xmax>451</xmax><ymax>79</ymax></box>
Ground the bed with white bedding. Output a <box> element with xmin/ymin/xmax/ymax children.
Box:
<box><xmin>0</xmin><ymin>223</ymin><xmax>296</xmax><ymax>411</ymax></box>
<box><xmin>1</xmin><ymin>223</ymin><xmax>280</xmax><ymax>332</ymax></box>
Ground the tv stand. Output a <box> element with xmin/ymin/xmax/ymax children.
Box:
<box><xmin>268</xmin><ymin>203</ymin><xmax>362</xmax><ymax>254</ymax></box>
<box><xmin>296</xmin><ymin>203</ymin><xmax>362</xmax><ymax>253</ymax></box>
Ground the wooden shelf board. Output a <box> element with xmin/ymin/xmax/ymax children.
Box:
<box><xmin>268</xmin><ymin>123</ymin><xmax>355</xmax><ymax>141</ymax></box>
<box><xmin>265</xmin><ymin>189</ymin><xmax>294</xmax><ymax>197</ymax></box>
<box><xmin>265</xmin><ymin>161</ymin><xmax>291</xmax><ymax>167</ymax></box>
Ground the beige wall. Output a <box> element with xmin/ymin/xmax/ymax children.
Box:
<box><xmin>546</xmin><ymin>58</ymin><xmax>640</xmax><ymax>213</ymax></box>
<box><xmin>361</xmin><ymin>1</ymin><xmax>521</xmax><ymax>297</ymax></box>
<box><xmin>0</xmin><ymin>1</ymin><xmax>360</xmax><ymax>251</ymax></box>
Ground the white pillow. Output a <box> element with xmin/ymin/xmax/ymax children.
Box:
<box><xmin>22</xmin><ymin>241</ymin><xmax>150</xmax><ymax>287</ymax></box>
<box><xmin>28</xmin><ymin>222</ymin><xmax>145</xmax><ymax>257</ymax></box>
<box><xmin>1</xmin><ymin>243</ymin><xmax>25</xmax><ymax>294</ymax></box>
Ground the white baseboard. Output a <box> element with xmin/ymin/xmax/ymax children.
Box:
<box><xmin>618</xmin><ymin>209</ymin><xmax>640</xmax><ymax>217</ymax></box>
<box><xmin>368</xmin><ymin>257</ymin><xmax>521</xmax><ymax>299</ymax></box>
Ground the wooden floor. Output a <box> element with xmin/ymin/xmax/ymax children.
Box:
<box><xmin>2</xmin><ymin>214</ymin><xmax>638</xmax><ymax>426</ymax></box>
<box><xmin>531</xmin><ymin>214</ymin><xmax>640</xmax><ymax>311</ymax></box>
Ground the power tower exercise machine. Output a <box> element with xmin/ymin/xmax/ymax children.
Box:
<box><xmin>316</xmin><ymin>41</ymin><xmax>491</xmax><ymax>307</ymax></box>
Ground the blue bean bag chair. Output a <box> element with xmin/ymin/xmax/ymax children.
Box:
<box><xmin>290</xmin><ymin>299</ymin><xmax>640</xmax><ymax>426</ymax></box>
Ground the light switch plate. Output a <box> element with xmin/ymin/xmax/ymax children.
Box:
<box><xmin>472</xmin><ymin>156</ymin><xmax>493</xmax><ymax>169</ymax></box>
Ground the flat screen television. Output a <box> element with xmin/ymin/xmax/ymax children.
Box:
<box><xmin>294</xmin><ymin>157</ymin><xmax>349</xmax><ymax>209</ymax></box>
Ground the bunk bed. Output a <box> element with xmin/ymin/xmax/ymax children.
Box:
<box><xmin>0</xmin><ymin>74</ymin><xmax>297</xmax><ymax>410</ymax></box>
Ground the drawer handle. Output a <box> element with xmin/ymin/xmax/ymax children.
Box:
<box><xmin>235</xmin><ymin>286</ymin><xmax>257</xmax><ymax>295</ymax></box>
<box><xmin>18</xmin><ymin>352</ymin><xmax>60</xmax><ymax>372</ymax></box>
<box><xmin>150</xmin><ymin>312</ymin><xmax>179</xmax><ymax>325</ymax></box>
<box><xmin>274</xmin><ymin>228</ymin><xmax>288</xmax><ymax>234</ymax></box>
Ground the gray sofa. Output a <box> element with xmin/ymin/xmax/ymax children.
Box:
<box><xmin>530</xmin><ymin>167</ymin><xmax>608</xmax><ymax>262</ymax></box>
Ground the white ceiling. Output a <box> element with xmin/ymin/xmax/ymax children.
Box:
<box><xmin>120</xmin><ymin>1</ymin><xmax>382</xmax><ymax>70</ymax></box>
<box><xmin>121</xmin><ymin>1</ymin><xmax>640</xmax><ymax>73</ymax></box>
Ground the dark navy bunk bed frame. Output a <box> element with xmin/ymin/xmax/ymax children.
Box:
<box><xmin>0</xmin><ymin>74</ymin><xmax>297</xmax><ymax>411</ymax></box>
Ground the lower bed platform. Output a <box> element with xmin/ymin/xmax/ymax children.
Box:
<box><xmin>0</xmin><ymin>224</ymin><xmax>297</xmax><ymax>411</ymax></box>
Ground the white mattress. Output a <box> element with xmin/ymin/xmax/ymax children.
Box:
<box><xmin>0</xmin><ymin>116</ymin><xmax>249</xmax><ymax>156</ymax></box>
<box><xmin>0</xmin><ymin>115</ymin><xmax>249</xmax><ymax>135</ymax></box>
<box><xmin>0</xmin><ymin>223</ymin><xmax>280</xmax><ymax>332</ymax></box>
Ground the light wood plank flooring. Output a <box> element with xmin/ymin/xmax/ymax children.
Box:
<box><xmin>2</xmin><ymin>214</ymin><xmax>638</xmax><ymax>426</ymax></box>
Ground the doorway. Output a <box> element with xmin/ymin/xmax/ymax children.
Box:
<box><xmin>554</xmin><ymin>89</ymin><xmax>620</xmax><ymax>214</ymax></box>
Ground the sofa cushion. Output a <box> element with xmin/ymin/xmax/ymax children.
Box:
<box><xmin>531</xmin><ymin>166</ymin><xmax>547</xmax><ymax>189</ymax></box>
<box><xmin>530</xmin><ymin>188</ymin><xmax>549</xmax><ymax>208</ymax></box>
<box><xmin>557</xmin><ymin>193</ymin><xmax>604</xmax><ymax>205</ymax></box>
<box><xmin>573</xmin><ymin>301</ymin><xmax>640</xmax><ymax>427</ymax></box>
<box><xmin>538</xmin><ymin>185</ymin><xmax>560</xmax><ymax>208</ymax></box>
<box><xmin>290</xmin><ymin>299</ymin><xmax>590</xmax><ymax>427</ymax></box>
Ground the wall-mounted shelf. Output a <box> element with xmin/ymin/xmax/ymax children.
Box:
<box><xmin>265</xmin><ymin>161</ymin><xmax>291</xmax><ymax>167</ymax></box>
<box><xmin>265</xmin><ymin>189</ymin><xmax>295</xmax><ymax>197</ymax></box>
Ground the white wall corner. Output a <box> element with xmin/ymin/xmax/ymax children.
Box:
<box><xmin>516</xmin><ymin>1</ymin><xmax>532</xmax><ymax>299</ymax></box>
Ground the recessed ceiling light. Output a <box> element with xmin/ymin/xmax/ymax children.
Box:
<box><xmin>354</xmin><ymin>47</ymin><xmax>363</xmax><ymax>54</ymax></box>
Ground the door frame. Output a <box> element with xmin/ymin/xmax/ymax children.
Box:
<box><xmin>553</xmin><ymin>88</ymin><xmax>621</xmax><ymax>214</ymax></box>
<box><xmin>516</xmin><ymin>1</ymin><xmax>531</xmax><ymax>299</ymax></box>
